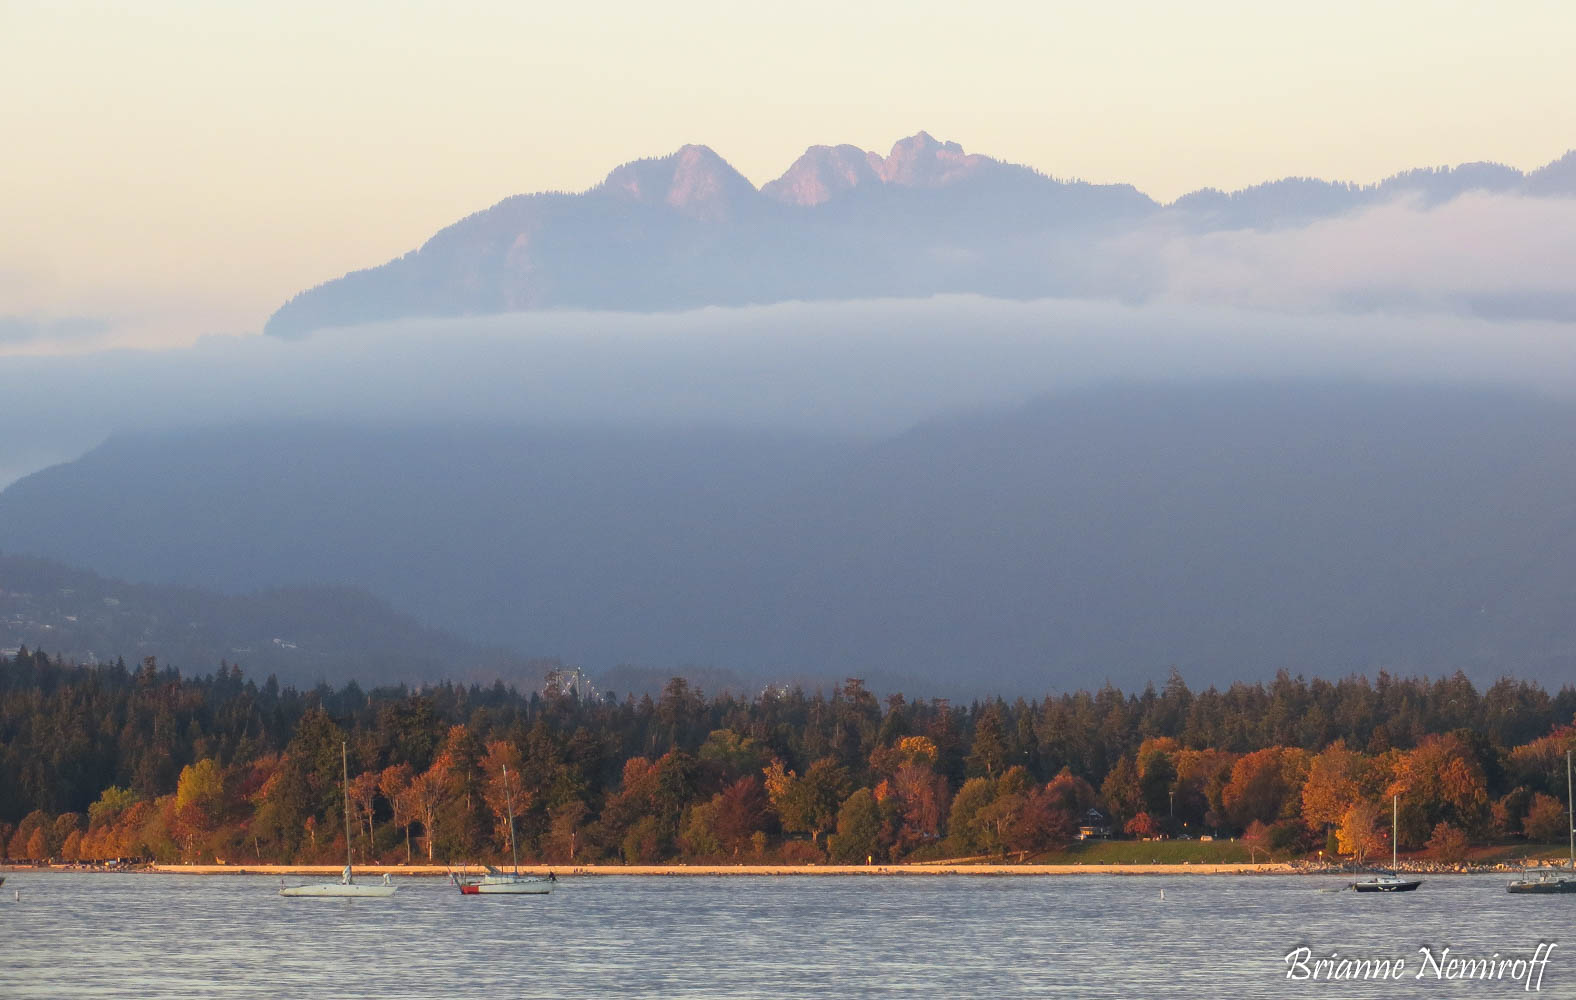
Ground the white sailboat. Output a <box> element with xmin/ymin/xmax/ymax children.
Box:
<box><xmin>280</xmin><ymin>742</ymin><xmax>397</xmax><ymax>898</ymax></box>
<box><xmin>1352</xmin><ymin>795</ymin><xmax>1422</xmax><ymax>892</ymax></box>
<box><xmin>453</xmin><ymin>763</ymin><xmax>554</xmax><ymax>896</ymax></box>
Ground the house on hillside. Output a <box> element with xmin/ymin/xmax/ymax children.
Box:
<box><xmin>1077</xmin><ymin>808</ymin><xmax>1112</xmax><ymax>840</ymax></box>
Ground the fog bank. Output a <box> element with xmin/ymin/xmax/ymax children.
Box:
<box><xmin>3</xmin><ymin>294</ymin><xmax>1575</xmax><ymax>489</ymax></box>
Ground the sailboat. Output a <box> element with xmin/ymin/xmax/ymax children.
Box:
<box><xmin>1508</xmin><ymin>750</ymin><xmax>1576</xmax><ymax>894</ymax></box>
<box><xmin>1352</xmin><ymin>795</ymin><xmax>1422</xmax><ymax>892</ymax></box>
<box><xmin>280</xmin><ymin>742</ymin><xmax>397</xmax><ymax>898</ymax></box>
<box><xmin>453</xmin><ymin>763</ymin><xmax>554</xmax><ymax>896</ymax></box>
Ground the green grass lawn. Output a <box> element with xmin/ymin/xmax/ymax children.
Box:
<box><xmin>1027</xmin><ymin>839</ymin><xmax>1260</xmax><ymax>865</ymax></box>
<box><xmin>933</xmin><ymin>838</ymin><xmax>1568</xmax><ymax>867</ymax></box>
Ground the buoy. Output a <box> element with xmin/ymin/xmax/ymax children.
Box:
<box><xmin>1159</xmin><ymin>888</ymin><xmax>1165</xmax><ymax>900</ymax></box>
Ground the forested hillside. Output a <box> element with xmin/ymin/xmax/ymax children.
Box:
<box><xmin>4</xmin><ymin>649</ymin><xmax>1573</xmax><ymax>867</ymax></box>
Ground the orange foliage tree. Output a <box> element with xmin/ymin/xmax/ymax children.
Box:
<box><xmin>1222</xmin><ymin>747</ymin><xmax>1310</xmax><ymax>830</ymax></box>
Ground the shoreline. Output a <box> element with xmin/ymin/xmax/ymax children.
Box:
<box><xmin>13</xmin><ymin>861</ymin><xmax>1301</xmax><ymax>877</ymax></box>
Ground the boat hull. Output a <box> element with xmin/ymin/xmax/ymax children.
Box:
<box><xmin>279</xmin><ymin>883</ymin><xmax>397</xmax><ymax>897</ymax></box>
<box><xmin>458</xmin><ymin>880</ymin><xmax>553</xmax><ymax>895</ymax></box>
<box><xmin>1353</xmin><ymin>880</ymin><xmax>1422</xmax><ymax>892</ymax></box>
<box><xmin>1508</xmin><ymin>879</ymin><xmax>1576</xmax><ymax>894</ymax></box>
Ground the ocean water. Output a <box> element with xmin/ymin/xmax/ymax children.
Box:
<box><xmin>1</xmin><ymin>871</ymin><xmax>1569</xmax><ymax>998</ymax></box>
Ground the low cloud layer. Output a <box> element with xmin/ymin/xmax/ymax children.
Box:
<box><xmin>1133</xmin><ymin>193</ymin><xmax>1576</xmax><ymax>319</ymax></box>
<box><xmin>0</xmin><ymin>315</ymin><xmax>110</xmax><ymax>346</ymax></box>
<box><xmin>2</xmin><ymin>292</ymin><xmax>1575</xmax><ymax>490</ymax></box>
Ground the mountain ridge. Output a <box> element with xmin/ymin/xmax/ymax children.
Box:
<box><xmin>6</xmin><ymin>381</ymin><xmax>1576</xmax><ymax>694</ymax></box>
<box><xmin>0</xmin><ymin>551</ymin><xmax>538</xmax><ymax>688</ymax></box>
<box><xmin>262</xmin><ymin>134</ymin><xmax>1576</xmax><ymax>338</ymax></box>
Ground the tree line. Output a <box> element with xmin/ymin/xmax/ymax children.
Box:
<box><xmin>4</xmin><ymin>648</ymin><xmax>1576</xmax><ymax>866</ymax></box>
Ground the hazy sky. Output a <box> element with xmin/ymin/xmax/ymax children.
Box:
<box><xmin>4</xmin><ymin>0</ymin><xmax>1575</xmax><ymax>352</ymax></box>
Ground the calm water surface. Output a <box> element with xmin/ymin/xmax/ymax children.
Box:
<box><xmin>2</xmin><ymin>871</ymin><xmax>1571</xmax><ymax>998</ymax></box>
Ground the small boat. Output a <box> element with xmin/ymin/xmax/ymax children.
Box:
<box><xmin>1508</xmin><ymin>751</ymin><xmax>1576</xmax><ymax>894</ymax></box>
<box><xmin>1507</xmin><ymin>867</ymin><xmax>1576</xmax><ymax>894</ymax></box>
<box><xmin>454</xmin><ymin>763</ymin><xmax>554</xmax><ymax>896</ymax></box>
<box><xmin>280</xmin><ymin>742</ymin><xmax>397</xmax><ymax>898</ymax></box>
<box><xmin>281</xmin><ymin>865</ymin><xmax>396</xmax><ymax>898</ymax></box>
<box><xmin>453</xmin><ymin>865</ymin><xmax>556</xmax><ymax>895</ymax></box>
<box><xmin>1352</xmin><ymin>796</ymin><xmax>1422</xmax><ymax>893</ymax></box>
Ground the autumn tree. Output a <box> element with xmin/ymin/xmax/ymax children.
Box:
<box><xmin>881</xmin><ymin>762</ymin><xmax>951</xmax><ymax>852</ymax></box>
<box><xmin>402</xmin><ymin>761</ymin><xmax>449</xmax><ymax>861</ymax></box>
<box><xmin>10</xmin><ymin>810</ymin><xmax>51</xmax><ymax>859</ymax></box>
<box><xmin>479</xmin><ymin>740</ymin><xmax>527</xmax><ymax>858</ymax></box>
<box><xmin>1002</xmin><ymin>785</ymin><xmax>1073</xmax><ymax>857</ymax></box>
<box><xmin>173</xmin><ymin>758</ymin><xmax>225</xmax><ymax>859</ymax></box>
<box><xmin>764</xmin><ymin>758</ymin><xmax>850</xmax><ymax>845</ymax></box>
<box><xmin>346</xmin><ymin>770</ymin><xmax>381</xmax><ymax>859</ymax></box>
<box><xmin>1221</xmin><ymin>747</ymin><xmax>1310</xmax><ymax>831</ymax></box>
<box><xmin>1524</xmin><ymin>793</ymin><xmax>1567</xmax><ymax>843</ymax></box>
<box><xmin>1300</xmin><ymin>741</ymin><xmax>1371</xmax><ymax>834</ymax></box>
<box><xmin>431</xmin><ymin>724</ymin><xmax>489</xmax><ymax>859</ymax></box>
<box><xmin>1043</xmin><ymin>768</ymin><xmax>1097</xmax><ymax>816</ymax></box>
<box><xmin>1387</xmin><ymin>733</ymin><xmax>1490</xmax><ymax>840</ymax></box>
<box><xmin>1337</xmin><ymin>800</ymin><xmax>1385</xmax><ymax>863</ymax></box>
<box><xmin>1124</xmin><ymin>812</ymin><xmax>1161</xmax><ymax>839</ymax></box>
<box><xmin>1426</xmin><ymin>822</ymin><xmax>1470</xmax><ymax>864</ymax></box>
<box><xmin>378</xmin><ymin>763</ymin><xmax>415</xmax><ymax>863</ymax></box>
<box><xmin>712</xmin><ymin>777</ymin><xmax>768</xmax><ymax>858</ymax></box>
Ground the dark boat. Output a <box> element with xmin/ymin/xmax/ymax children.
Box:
<box><xmin>1353</xmin><ymin>870</ymin><xmax>1422</xmax><ymax>892</ymax></box>
<box><xmin>1508</xmin><ymin>750</ymin><xmax>1576</xmax><ymax>895</ymax></box>
<box><xmin>1507</xmin><ymin>868</ymin><xmax>1576</xmax><ymax>894</ymax></box>
<box><xmin>1352</xmin><ymin>796</ymin><xmax>1422</xmax><ymax>892</ymax></box>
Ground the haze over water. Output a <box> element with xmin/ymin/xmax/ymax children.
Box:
<box><xmin>1</xmin><ymin>871</ymin><xmax>1566</xmax><ymax>998</ymax></box>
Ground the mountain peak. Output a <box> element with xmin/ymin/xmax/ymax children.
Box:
<box><xmin>1527</xmin><ymin>149</ymin><xmax>1576</xmax><ymax>197</ymax></box>
<box><xmin>601</xmin><ymin>144</ymin><xmax>758</xmax><ymax>220</ymax></box>
<box><xmin>875</xmin><ymin>132</ymin><xmax>994</xmax><ymax>187</ymax></box>
<box><xmin>761</xmin><ymin>143</ymin><xmax>882</xmax><ymax>206</ymax></box>
<box><xmin>762</xmin><ymin>133</ymin><xmax>996</xmax><ymax>205</ymax></box>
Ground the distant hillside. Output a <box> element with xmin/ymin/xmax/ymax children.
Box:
<box><xmin>5</xmin><ymin>381</ymin><xmax>1576</xmax><ymax>693</ymax></box>
<box><xmin>263</xmin><ymin>133</ymin><xmax>1576</xmax><ymax>337</ymax></box>
<box><xmin>0</xmin><ymin>553</ymin><xmax>538</xmax><ymax>688</ymax></box>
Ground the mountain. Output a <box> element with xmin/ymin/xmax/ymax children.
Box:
<box><xmin>263</xmin><ymin>133</ymin><xmax>1576</xmax><ymax>338</ymax></box>
<box><xmin>0</xmin><ymin>553</ymin><xmax>537</xmax><ymax>688</ymax></box>
<box><xmin>5</xmin><ymin>381</ymin><xmax>1576</xmax><ymax>693</ymax></box>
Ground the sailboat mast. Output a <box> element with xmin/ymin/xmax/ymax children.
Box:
<box><xmin>343</xmin><ymin>741</ymin><xmax>353</xmax><ymax>877</ymax></box>
<box><xmin>1392</xmin><ymin>794</ymin><xmax>1398</xmax><ymax>869</ymax></box>
<box><xmin>1567</xmin><ymin>750</ymin><xmax>1573</xmax><ymax>870</ymax></box>
<box><xmin>504</xmin><ymin>763</ymin><xmax>519</xmax><ymax>875</ymax></box>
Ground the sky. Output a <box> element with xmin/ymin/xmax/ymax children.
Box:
<box><xmin>4</xmin><ymin>0</ymin><xmax>1576</xmax><ymax>353</ymax></box>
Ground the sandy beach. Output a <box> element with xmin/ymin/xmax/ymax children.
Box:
<box><xmin>115</xmin><ymin>861</ymin><xmax>1298</xmax><ymax>877</ymax></box>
